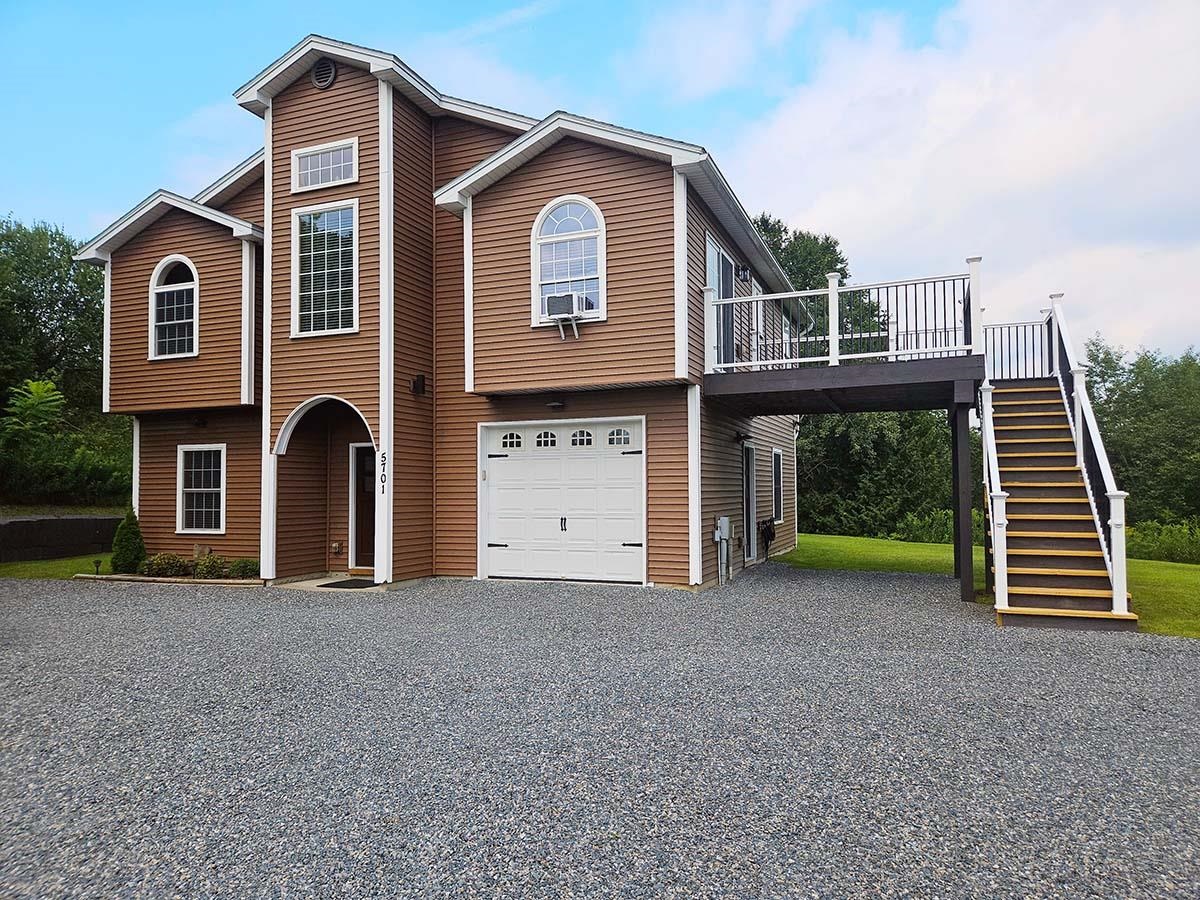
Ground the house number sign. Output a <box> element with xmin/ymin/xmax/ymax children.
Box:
<box><xmin>379</xmin><ymin>450</ymin><xmax>388</xmax><ymax>494</ymax></box>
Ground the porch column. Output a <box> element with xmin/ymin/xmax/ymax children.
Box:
<box><xmin>952</xmin><ymin>402</ymin><xmax>974</xmax><ymax>602</ymax></box>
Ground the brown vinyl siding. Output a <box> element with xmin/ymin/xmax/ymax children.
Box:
<box><xmin>108</xmin><ymin>209</ymin><xmax>246</xmax><ymax>413</ymax></box>
<box><xmin>136</xmin><ymin>408</ymin><xmax>261</xmax><ymax>558</ymax></box>
<box><xmin>391</xmin><ymin>90</ymin><xmax>436</xmax><ymax>581</ymax></box>
<box><xmin>268</xmin><ymin>65</ymin><xmax>381</xmax><ymax>446</ymax></box>
<box><xmin>470</xmin><ymin>138</ymin><xmax>677</xmax><ymax>394</ymax></box>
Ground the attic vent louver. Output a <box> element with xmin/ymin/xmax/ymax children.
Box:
<box><xmin>311</xmin><ymin>58</ymin><xmax>337</xmax><ymax>90</ymax></box>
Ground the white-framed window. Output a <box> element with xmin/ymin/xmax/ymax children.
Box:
<box><xmin>291</xmin><ymin>137</ymin><xmax>358</xmax><ymax>193</ymax></box>
<box><xmin>706</xmin><ymin>234</ymin><xmax>736</xmax><ymax>363</ymax></box>
<box><xmin>176</xmin><ymin>443</ymin><xmax>226</xmax><ymax>534</ymax></box>
<box><xmin>291</xmin><ymin>198</ymin><xmax>358</xmax><ymax>337</ymax></box>
<box><xmin>607</xmin><ymin>428</ymin><xmax>631</xmax><ymax>446</ymax></box>
<box><xmin>530</xmin><ymin>194</ymin><xmax>606</xmax><ymax>326</ymax></box>
<box><xmin>535</xmin><ymin>431</ymin><xmax>557</xmax><ymax>448</ymax></box>
<box><xmin>772</xmin><ymin>448</ymin><xmax>785</xmax><ymax>524</ymax></box>
<box><xmin>148</xmin><ymin>254</ymin><xmax>198</xmax><ymax>359</ymax></box>
<box><xmin>501</xmin><ymin>432</ymin><xmax>522</xmax><ymax>449</ymax></box>
<box><xmin>571</xmin><ymin>429</ymin><xmax>593</xmax><ymax>447</ymax></box>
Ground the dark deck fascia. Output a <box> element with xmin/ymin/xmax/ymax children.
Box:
<box><xmin>703</xmin><ymin>355</ymin><xmax>986</xmax><ymax>415</ymax></box>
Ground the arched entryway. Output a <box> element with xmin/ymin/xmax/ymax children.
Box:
<box><xmin>272</xmin><ymin>396</ymin><xmax>376</xmax><ymax>581</ymax></box>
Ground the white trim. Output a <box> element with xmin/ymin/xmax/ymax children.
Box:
<box><xmin>375</xmin><ymin>80</ymin><xmax>394</xmax><ymax>584</ymax></box>
<box><xmin>348</xmin><ymin>441</ymin><xmax>374</xmax><ymax>570</ymax></box>
<box><xmin>239</xmin><ymin>240</ymin><xmax>255</xmax><ymax>404</ymax></box>
<box><xmin>102</xmin><ymin>260</ymin><xmax>111</xmax><ymax>412</ymax></box>
<box><xmin>260</xmin><ymin>104</ymin><xmax>276</xmax><ymax>580</ymax></box>
<box><xmin>771</xmin><ymin>447</ymin><xmax>784</xmax><ymax>525</ymax></box>
<box><xmin>289</xmin><ymin>197</ymin><xmax>360</xmax><ymax>338</ymax></box>
<box><xmin>743</xmin><ymin>442</ymin><xmax>757</xmax><ymax>561</ymax></box>
<box><xmin>290</xmin><ymin>136</ymin><xmax>359</xmax><ymax>194</ymax></box>
<box><xmin>529</xmin><ymin>194</ymin><xmax>607</xmax><ymax>327</ymax></box>
<box><xmin>75</xmin><ymin>190</ymin><xmax>262</xmax><ymax>263</ymax></box>
<box><xmin>193</xmin><ymin>149</ymin><xmax>265</xmax><ymax>206</ymax></box>
<box><xmin>273</xmin><ymin>394</ymin><xmax>377</xmax><ymax>455</ymax></box>
<box><xmin>476</xmin><ymin>415</ymin><xmax>649</xmax><ymax>586</ymax></box>
<box><xmin>176</xmin><ymin>443</ymin><xmax>227</xmax><ymax>536</ymax></box>
<box><xmin>687</xmin><ymin>384</ymin><xmax>701</xmax><ymax>585</ymax></box>
<box><xmin>673</xmin><ymin>171</ymin><xmax>689</xmax><ymax>379</ymax></box>
<box><xmin>131</xmin><ymin>416</ymin><xmax>140</xmax><ymax>516</ymax></box>
<box><xmin>463</xmin><ymin>196</ymin><xmax>474</xmax><ymax>393</ymax></box>
<box><xmin>147</xmin><ymin>254</ymin><xmax>200</xmax><ymax>360</ymax></box>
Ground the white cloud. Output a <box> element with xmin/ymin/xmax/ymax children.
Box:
<box><xmin>164</xmin><ymin>101</ymin><xmax>261</xmax><ymax>197</ymax></box>
<box><xmin>724</xmin><ymin>0</ymin><xmax>1200</xmax><ymax>354</ymax></box>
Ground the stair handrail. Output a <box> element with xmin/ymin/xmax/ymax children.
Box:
<box><xmin>1048</xmin><ymin>297</ymin><xmax>1129</xmax><ymax>615</ymax></box>
<box><xmin>979</xmin><ymin>381</ymin><xmax>1009</xmax><ymax>609</ymax></box>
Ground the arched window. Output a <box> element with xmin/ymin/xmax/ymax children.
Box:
<box><xmin>531</xmin><ymin>195</ymin><xmax>605</xmax><ymax>325</ymax></box>
<box><xmin>607</xmin><ymin>428</ymin><xmax>631</xmax><ymax>446</ymax></box>
<box><xmin>149</xmin><ymin>255</ymin><xmax>198</xmax><ymax>358</ymax></box>
<box><xmin>535</xmin><ymin>431</ymin><xmax>557</xmax><ymax>448</ymax></box>
<box><xmin>571</xmin><ymin>429</ymin><xmax>593</xmax><ymax>447</ymax></box>
<box><xmin>500</xmin><ymin>432</ymin><xmax>522</xmax><ymax>449</ymax></box>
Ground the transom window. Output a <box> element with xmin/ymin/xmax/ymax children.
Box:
<box><xmin>607</xmin><ymin>428</ymin><xmax>631</xmax><ymax>446</ymax></box>
<box><xmin>292</xmin><ymin>138</ymin><xmax>358</xmax><ymax>192</ymax></box>
<box><xmin>532</xmin><ymin>196</ymin><xmax>605</xmax><ymax>324</ymax></box>
<box><xmin>149</xmin><ymin>256</ymin><xmax>197</xmax><ymax>359</ymax></box>
<box><xmin>535</xmin><ymin>431</ymin><xmax>557</xmax><ymax>448</ymax></box>
<box><xmin>501</xmin><ymin>432</ymin><xmax>522</xmax><ymax>449</ymax></box>
<box><xmin>571</xmin><ymin>429</ymin><xmax>593</xmax><ymax>447</ymax></box>
<box><xmin>293</xmin><ymin>202</ymin><xmax>357</xmax><ymax>336</ymax></box>
<box><xmin>177</xmin><ymin>444</ymin><xmax>225</xmax><ymax>534</ymax></box>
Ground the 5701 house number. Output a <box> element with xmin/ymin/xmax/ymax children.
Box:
<box><xmin>378</xmin><ymin>451</ymin><xmax>387</xmax><ymax>494</ymax></box>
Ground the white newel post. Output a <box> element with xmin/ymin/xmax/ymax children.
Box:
<box><xmin>967</xmin><ymin>256</ymin><xmax>983</xmax><ymax>354</ymax></box>
<box><xmin>991</xmin><ymin>491</ymin><xmax>1010</xmax><ymax>609</ymax></box>
<box><xmin>1071</xmin><ymin>365</ymin><xmax>1088</xmax><ymax>467</ymax></box>
<box><xmin>704</xmin><ymin>286</ymin><xmax>718</xmax><ymax>374</ymax></box>
<box><xmin>1108</xmin><ymin>491</ymin><xmax>1129</xmax><ymax>615</ymax></box>
<box><xmin>826</xmin><ymin>272</ymin><xmax>840</xmax><ymax>366</ymax></box>
<box><xmin>1048</xmin><ymin>293</ymin><xmax>1063</xmax><ymax>376</ymax></box>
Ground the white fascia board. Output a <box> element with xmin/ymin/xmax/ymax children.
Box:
<box><xmin>194</xmin><ymin>149</ymin><xmax>265</xmax><ymax>207</ymax></box>
<box><xmin>438</xmin><ymin>95</ymin><xmax>537</xmax><ymax>132</ymax></box>
<box><xmin>75</xmin><ymin>191</ymin><xmax>263</xmax><ymax>264</ymax></box>
<box><xmin>434</xmin><ymin>112</ymin><xmax>706</xmax><ymax>214</ymax></box>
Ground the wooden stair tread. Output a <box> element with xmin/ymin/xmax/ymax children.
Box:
<box><xmin>996</xmin><ymin>567</ymin><xmax>1109</xmax><ymax>577</ymax></box>
<box><xmin>1007</xmin><ymin>530</ymin><xmax>1098</xmax><ymax>538</ymax></box>
<box><xmin>1008</xmin><ymin>548</ymin><xmax>1103</xmax><ymax>557</ymax></box>
<box><xmin>1005</xmin><ymin>481</ymin><xmax>1083</xmax><ymax>487</ymax></box>
<box><xmin>1006</xmin><ymin>497</ymin><xmax>1088</xmax><ymax>503</ymax></box>
<box><xmin>994</xmin><ymin>387</ymin><xmax>1059</xmax><ymax>393</ymax></box>
<box><xmin>995</xmin><ymin>412</ymin><xmax>1068</xmax><ymax>417</ymax></box>
<box><xmin>1000</xmin><ymin>466</ymin><xmax>1078</xmax><ymax>472</ymax></box>
<box><xmin>994</xmin><ymin>399</ymin><xmax>1062</xmax><ymax>406</ymax></box>
<box><xmin>997</xmin><ymin>438</ymin><xmax>1074</xmax><ymax>444</ymax></box>
<box><xmin>1007</xmin><ymin>514</ymin><xmax>1093</xmax><ymax>520</ymax></box>
<box><xmin>1009</xmin><ymin>585</ymin><xmax>1128</xmax><ymax>598</ymax></box>
<box><xmin>996</xmin><ymin>606</ymin><xmax>1138</xmax><ymax>621</ymax></box>
<box><xmin>998</xmin><ymin>453</ymin><xmax>1077</xmax><ymax>458</ymax></box>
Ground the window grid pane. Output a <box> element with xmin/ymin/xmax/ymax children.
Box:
<box><xmin>182</xmin><ymin>449</ymin><xmax>222</xmax><ymax>531</ymax></box>
<box><xmin>297</xmin><ymin>144</ymin><xmax>355</xmax><ymax>188</ymax></box>
<box><xmin>539</xmin><ymin>235</ymin><xmax>599</xmax><ymax>317</ymax></box>
<box><xmin>154</xmin><ymin>287</ymin><xmax>194</xmax><ymax>356</ymax></box>
<box><xmin>297</xmin><ymin>207</ymin><xmax>355</xmax><ymax>333</ymax></box>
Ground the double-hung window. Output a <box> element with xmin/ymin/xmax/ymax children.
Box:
<box><xmin>532</xmin><ymin>195</ymin><xmax>606</xmax><ymax>325</ymax></box>
<box><xmin>149</xmin><ymin>255</ymin><xmax>198</xmax><ymax>359</ymax></box>
<box><xmin>292</xmin><ymin>199</ymin><xmax>357</xmax><ymax>336</ymax></box>
<box><xmin>177</xmin><ymin>444</ymin><xmax>225</xmax><ymax>534</ymax></box>
<box><xmin>291</xmin><ymin>138</ymin><xmax>358</xmax><ymax>192</ymax></box>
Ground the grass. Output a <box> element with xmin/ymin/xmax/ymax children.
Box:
<box><xmin>780</xmin><ymin>533</ymin><xmax>1199</xmax><ymax>639</ymax></box>
<box><xmin>0</xmin><ymin>553</ymin><xmax>112</xmax><ymax>580</ymax></box>
<box><xmin>0</xmin><ymin>504</ymin><xmax>125</xmax><ymax>519</ymax></box>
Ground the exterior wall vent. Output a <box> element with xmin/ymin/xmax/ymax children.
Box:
<box><xmin>311</xmin><ymin>58</ymin><xmax>337</xmax><ymax>90</ymax></box>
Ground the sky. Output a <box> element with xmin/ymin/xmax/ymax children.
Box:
<box><xmin>3</xmin><ymin>0</ymin><xmax>1196</xmax><ymax>354</ymax></box>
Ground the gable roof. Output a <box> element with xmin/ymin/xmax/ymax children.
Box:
<box><xmin>193</xmin><ymin>149</ymin><xmax>264</xmax><ymax>207</ymax></box>
<box><xmin>74</xmin><ymin>191</ymin><xmax>263</xmax><ymax>264</ymax></box>
<box><xmin>434</xmin><ymin>112</ymin><xmax>791</xmax><ymax>294</ymax></box>
<box><xmin>234</xmin><ymin>34</ymin><xmax>537</xmax><ymax>134</ymax></box>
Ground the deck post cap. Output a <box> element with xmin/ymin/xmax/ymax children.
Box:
<box><xmin>966</xmin><ymin>255</ymin><xmax>982</xmax><ymax>263</ymax></box>
<box><xmin>1049</xmin><ymin>292</ymin><xmax>1064</xmax><ymax>299</ymax></box>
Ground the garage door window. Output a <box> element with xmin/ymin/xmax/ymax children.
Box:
<box><xmin>607</xmin><ymin>428</ymin><xmax>630</xmax><ymax>446</ymax></box>
<box><xmin>536</xmin><ymin>431</ymin><xmax>557</xmax><ymax>448</ymax></box>
<box><xmin>571</xmin><ymin>429</ymin><xmax>593</xmax><ymax>447</ymax></box>
<box><xmin>501</xmin><ymin>432</ymin><xmax>522</xmax><ymax>449</ymax></box>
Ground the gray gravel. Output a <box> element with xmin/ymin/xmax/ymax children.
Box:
<box><xmin>1</xmin><ymin>565</ymin><xmax>1197</xmax><ymax>898</ymax></box>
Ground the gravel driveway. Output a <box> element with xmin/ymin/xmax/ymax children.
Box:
<box><xmin>2</xmin><ymin>566</ymin><xmax>1197</xmax><ymax>897</ymax></box>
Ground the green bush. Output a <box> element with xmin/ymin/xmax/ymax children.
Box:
<box><xmin>1127</xmin><ymin>519</ymin><xmax>1200</xmax><ymax>564</ymax></box>
<box><xmin>110</xmin><ymin>509</ymin><xmax>146</xmax><ymax>574</ymax></box>
<box><xmin>138</xmin><ymin>553</ymin><xmax>190</xmax><ymax>578</ymax></box>
<box><xmin>227</xmin><ymin>558</ymin><xmax>261</xmax><ymax>579</ymax></box>
<box><xmin>194</xmin><ymin>555</ymin><xmax>228</xmax><ymax>579</ymax></box>
<box><xmin>888</xmin><ymin>509</ymin><xmax>984</xmax><ymax>546</ymax></box>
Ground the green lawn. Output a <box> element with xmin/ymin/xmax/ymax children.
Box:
<box><xmin>780</xmin><ymin>533</ymin><xmax>1199</xmax><ymax>639</ymax></box>
<box><xmin>0</xmin><ymin>553</ymin><xmax>112</xmax><ymax>579</ymax></box>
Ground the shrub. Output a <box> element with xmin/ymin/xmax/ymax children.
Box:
<box><xmin>138</xmin><ymin>553</ymin><xmax>190</xmax><ymax>578</ymax></box>
<box><xmin>194</xmin><ymin>555</ymin><xmax>228</xmax><ymax>579</ymax></box>
<box><xmin>1127</xmin><ymin>519</ymin><xmax>1200</xmax><ymax>565</ymax></box>
<box><xmin>888</xmin><ymin>508</ymin><xmax>985</xmax><ymax>546</ymax></box>
<box><xmin>110</xmin><ymin>509</ymin><xmax>146</xmax><ymax>574</ymax></box>
<box><xmin>227</xmin><ymin>558</ymin><xmax>261</xmax><ymax>579</ymax></box>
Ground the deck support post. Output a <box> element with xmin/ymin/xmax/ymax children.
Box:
<box><xmin>952</xmin><ymin>402</ymin><xmax>974</xmax><ymax>602</ymax></box>
<box><xmin>950</xmin><ymin>407</ymin><xmax>961</xmax><ymax>578</ymax></box>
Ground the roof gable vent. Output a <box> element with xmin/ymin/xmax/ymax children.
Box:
<box><xmin>311</xmin><ymin>57</ymin><xmax>337</xmax><ymax>90</ymax></box>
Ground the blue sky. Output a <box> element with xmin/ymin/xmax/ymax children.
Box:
<box><xmin>4</xmin><ymin>0</ymin><xmax>1196</xmax><ymax>352</ymax></box>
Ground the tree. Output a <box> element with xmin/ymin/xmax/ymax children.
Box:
<box><xmin>111</xmin><ymin>509</ymin><xmax>146</xmax><ymax>574</ymax></box>
<box><xmin>752</xmin><ymin>214</ymin><xmax>849</xmax><ymax>290</ymax></box>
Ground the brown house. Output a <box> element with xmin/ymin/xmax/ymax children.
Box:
<box><xmin>77</xmin><ymin>35</ymin><xmax>799</xmax><ymax>589</ymax></box>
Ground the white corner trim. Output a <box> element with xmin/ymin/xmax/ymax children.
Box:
<box><xmin>260</xmin><ymin>103</ymin><xmax>276</xmax><ymax>581</ymax></box>
<box><xmin>289</xmin><ymin>196</ymin><xmax>360</xmax><ymax>338</ymax></box>
<box><xmin>674</xmin><ymin>171</ymin><xmax>689</xmax><ymax>379</ymax></box>
<box><xmin>102</xmin><ymin>260</ymin><xmax>111</xmax><ymax>413</ymax></box>
<box><xmin>375</xmin><ymin>80</ymin><xmax>394</xmax><ymax>584</ymax></box>
<box><xmin>464</xmin><ymin>196</ymin><xmax>474</xmax><ymax>393</ymax></box>
<box><xmin>147</xmin><ymin>254</ymin><xmax>200</xmax><ymax>361</ymax></box>
<box><xmin>529</xmin><ymin>194</ymin><xmax>607</xmax><ymax>327</ymax></box>
<box><xmin>175</xmin><ymin>443</ymin><xmax>227</xmax><ymax>536</ymax></box>
<box><xmin>131</xmin><ymin>416</ymin><xmax>140</xmax><ymax>516</ymax></box>
<box><xmin>240</xmin><ymin>240</ymin><xmax>256</xmax><ymax>404</ymax></box>
<box><xmin>687</xmin><ymin>384</ymin><xmax>701</xmax><ymax>585</ymax></box>
<box><xmin>290</xmin><ymin>135</ymin><xmax>360</xmax><ymax>194</ymax></box>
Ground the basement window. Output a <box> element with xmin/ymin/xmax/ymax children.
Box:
<box><xmin>291</xmin><ymin>138</ymin><xmax>358</xmax><ymax>192</ymax></box>
<box><xmin>177</xmin><ymin>444</ymin><xmax>225</xmax><ymax>534</ymax></box>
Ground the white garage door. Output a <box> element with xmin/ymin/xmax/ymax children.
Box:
<box><xmin>481</xmin><ymin>419</ymin><xmax>645</xmax><ymax>583</ymax></box>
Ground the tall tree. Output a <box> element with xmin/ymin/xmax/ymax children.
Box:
<box><xmin>752</xmin><ymin>213</ymin><xmax>850</xmax><ymax>289</ymax></box>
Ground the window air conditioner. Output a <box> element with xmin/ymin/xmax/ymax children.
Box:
<box><xmin>545</xmin><ymin>292</ymin><xmax>584</xmax><ymax>339</ymax></box>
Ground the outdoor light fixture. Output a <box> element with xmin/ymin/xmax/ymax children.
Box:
<box><xmin>546</xmin><ymin>400</ymin><xmax>566</xmax><ymax>410</ymax></box>
<box><xmin>735</xmin><ymin>264</ymin><xmax>751</xmax><ymax>282</ymax></box>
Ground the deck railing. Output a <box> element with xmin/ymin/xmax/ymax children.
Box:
<box><xmin>704</xmin><ymin>257</ymin><xmax>983</xmax><ymax>373</ymax></box>
<box><xmin>983</xmin><ymin>317</ymin><xmax>1052</xmax><ymax>380</ymax></box>
<box><xmin>979</xmin><ymin>382</ymin><xmax>1010</xmax><ymax>609</ymax></box>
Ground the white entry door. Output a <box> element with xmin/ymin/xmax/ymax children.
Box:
<box><xmin>482</xmin><ymin>420</ymin><xmax>645</xmax><ymax>583</ymax></box>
